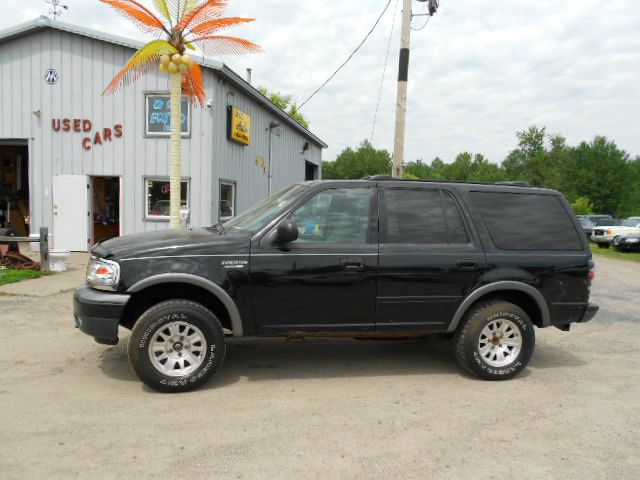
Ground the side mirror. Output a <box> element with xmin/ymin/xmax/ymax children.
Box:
<box><xmin>275</xmin><ymin>219</ymin><xmax>298</xmax><ymax>244</ymax></box>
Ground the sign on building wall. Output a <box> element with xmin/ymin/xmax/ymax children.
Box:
<box><xmin>227</xmin><ymin>106</ymin><xmax>251</xmax><ymax>146</ymax></box>
<box><xmin>43</xmin><ymin>68</ymin><xmax>59</xmax><ymax>85</ymax></box>
<box><xmin>51</xmin><ymin>117</ymin><xmax>123</xmax><ymax>150</ymax></box>
<box><xmin>145</xmin><ymin>94</ymin><xmax>190</xmax><ymax>137</ymax></box>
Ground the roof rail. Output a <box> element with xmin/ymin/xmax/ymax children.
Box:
<box><xmin>362</xmin><ymin>175</ymin><xmax>395</xmax><ymax>180</ymax></box>
<box><xmin>494</xmin><ymin>181</ymin><xmax>531</xmax><ymax>187</ymax></box>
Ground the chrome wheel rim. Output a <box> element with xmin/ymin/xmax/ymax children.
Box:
<box><xmin>148</xmin><ymin>321</ymin><xmax>207</xmax><ymax>377</ymax></box>
<box><xmin>478</xmin><ymin>318</ymin><xmax>522</xmax><ymax>368</ymax></box>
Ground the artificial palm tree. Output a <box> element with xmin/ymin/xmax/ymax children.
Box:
<box><xmin>102</xmin><ymin>0</ymin><xmax>260</xmax><ymax>228</ymax></box>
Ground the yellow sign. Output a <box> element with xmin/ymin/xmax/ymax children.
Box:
<box><xmin>228</xmin><ymin>106</ymin><xmax>251</xmax><ymax>145</ymax></box>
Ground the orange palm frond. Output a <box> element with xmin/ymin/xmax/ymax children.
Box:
<box><xmin>189</xmin><ymin>17</ymin><xmax>254</xmax><ymax>35</ymax></box>
<box><xmin>182</xmin><ymin>63</ymin><xmax>206</xmax><ymax>106</ymax></box>
<box><xmin>191</xmin><ymin>35</ymin><xmax>262</xmax><ymax>57</ymax></box>
<box><xmin>177</xmin><ymin>0</ymin><xmax>228</xmax><ymax>30</ymax></box>
<box><xmin>100</xmin><ymin>0</ymin><xmax>169</xmax><ymax>35</ymax></box>
<box><xmin>104</xmin><ymin>40</ymin><xmax>177</xmax><ymax>95</ymax></box>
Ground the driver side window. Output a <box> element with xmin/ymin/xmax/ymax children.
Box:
<box><xmin>290</xmin><ymin>188</ymin><xmax>371</xmax><ymax>244</ymax></box>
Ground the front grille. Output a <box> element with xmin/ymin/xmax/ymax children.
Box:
<box><xmin>594</xmin><ymin>229</ymin><xmax>605</xmax><ymax>236</ymax></box>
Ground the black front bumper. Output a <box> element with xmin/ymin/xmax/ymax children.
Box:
<box><xmin>73</xmin><ymin>285</ymin><xmax>130</xmax><ymax>344</ymax></box>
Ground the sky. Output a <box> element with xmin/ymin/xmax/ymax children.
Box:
<box><xmin>2</xmin><ymin>0</ymin><xmax>639</xmax><ymax>163</ymax></box>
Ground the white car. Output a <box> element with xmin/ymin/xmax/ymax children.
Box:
<box><xmin>592</xmin><ymin>219</ymin><xmax>640</xmax><ymax>248</ymax></box>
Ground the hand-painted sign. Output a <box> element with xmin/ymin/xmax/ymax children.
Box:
<box><xmin>146</xmin><ymin>94</ymin><xmax>190</xmax><ymax>136</ymax></box>
<box><xmin>227</xmin><ymin>106</ymin><xmax>251</xmax><ymax>146</ymax></box>
<box><xmin>51</xmin><ymin>118</ymin><xmax>123</xmax><ymax>151</ymax></box>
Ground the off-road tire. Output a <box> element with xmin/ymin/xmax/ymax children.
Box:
<box><xmin>128</xmin><ymin>299</ymin><xmax>226</xmax><ymax>393</ymax></box>
<box><xmin>455</xmin><ymin>301</ymin><xmax>535</xmax><ymax>380</ymax></box>
<box><xmin>597</xmin><ymin>242</ymin><xmax>609</xmax><ymax>249</ymax></box>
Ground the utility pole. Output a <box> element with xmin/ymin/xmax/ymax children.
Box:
<box><xmin>392</xmin><ymin>0</ymin><xmax>438</xmax><ymax>178</ymax></box>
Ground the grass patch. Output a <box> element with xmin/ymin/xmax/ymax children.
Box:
<box><xmin>0</xmin><ymin>268</ymin><xmax>42</xmax><ymax>286</ymax></box>
<box><xmin>592</xmin><ymin>244</ymin><xmax>640</xmax><ymax>263</ymax></box>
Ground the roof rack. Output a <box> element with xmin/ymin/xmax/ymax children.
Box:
<box><xmin>359</xmin><ymin>176</ymin><xmax>535</xmax><ymax>188</ymax></box>
<box><xmin>362</xmin><ymin>175</ymin><xmax>395</xmax><ymax>180</ymax></box>
<box><xmin>494</xmin><ymin>181</ymin><xmax>531</xmax><ymax>187</ymax></box>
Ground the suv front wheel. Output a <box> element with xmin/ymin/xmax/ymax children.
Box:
<box><xmin>455</xmin><ymin>301</ymin><xmax>535</xmax><ymax>380</ymax></box>
<box><xmin>128</xmin><ymin>300</ymin><xmax>226</xmax><ymax>393</ymax></box>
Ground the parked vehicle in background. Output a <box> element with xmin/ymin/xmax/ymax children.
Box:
<box><xmin>578</xmin><ymin>214</ymin><xmax>613</xmax><ymax>225</ymax></box>
<box><xmin>592</xmin><ymin>219</ymin><xmax>640</xmax><ymax>248</ymax></box>
<box><xmin>613</xmin><ymin>234</ymin><xmax>640</xmax><ymax>252</ymax></box>
<box><xmin>579</xmin><ymin>218</ymin><xmax>595</xmax><ymax>239</ymax></box>
<box><xmin>73</xmin><ymin>178</ymin><xmax>598</xmax><ymax>392</ymax></box>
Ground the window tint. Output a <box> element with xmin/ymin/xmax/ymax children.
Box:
<box><xmin>443</xmin><ymin>191</ymin><xmax>469</xmax><ymax>244</ymax></box>
<box><xmin>470</xmin><ymin>191</ymin><xmax>583</xmax><ymax>251</ymax></box>
<box><xmin>385</xmin><ymin>189</ymin><xmax>444</xmax><ymax>244</ymax></box>
<box><xmin>290</xmin><ymin>188</ymin><xmax>371</xmax><ymax>244</ymax></box>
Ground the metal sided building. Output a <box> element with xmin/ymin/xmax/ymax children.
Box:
<box><xmin>0</xmin><ymin>16</ymin><xmax>325</xmax><ymax>251</ymax></box>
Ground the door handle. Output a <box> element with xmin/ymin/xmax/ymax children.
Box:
<box><xmin>341</xmin><ymin>257</ymin><xmax>365</xmax><ymax>271</ymax></box>
<box><xmin>457</xmin><ymin>258</ymin><xmax>480</xmax><ymax>270</ymax></box>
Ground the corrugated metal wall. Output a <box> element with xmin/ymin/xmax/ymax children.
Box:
<box><xmin>0</xmin><ymin>28</ymin><xmax>322</xmax><ymax>242</ymax></box>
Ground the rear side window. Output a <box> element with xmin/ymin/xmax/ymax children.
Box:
<box><xmin>384</xmin><ymin>189</ymin><xmax>469</xmax><ymax>245</ymax></box>
<box><xmin>470</xmin><ymin>191</ymin><xmax>583</xmax><ymax>251</ymax></box>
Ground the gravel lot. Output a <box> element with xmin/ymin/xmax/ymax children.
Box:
<box><xmin>1</xmin><ymin>254</ymin><xmax>638</xmax><ymax>479</ymax></box>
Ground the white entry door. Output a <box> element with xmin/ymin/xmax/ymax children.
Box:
<box><xmin>53</xmin><ymin>175</ymin><xmax>90</xmax><ymax>251</ymax></box>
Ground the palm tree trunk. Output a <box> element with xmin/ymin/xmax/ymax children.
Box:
<box><xmin>169</xmin><ymin>72</ymin><xmax>182</xmax><ymax>229</ymax></box>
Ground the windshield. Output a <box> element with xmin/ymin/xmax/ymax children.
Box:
<box><xmin>621</xmin><ymin>219</ymin><xmax>640</xmax><ymax>227</ymax></box>
<box><xmin>222</xmin><ymin>184</ymin><xmax>309</xmax><ymax>233</ymax></box>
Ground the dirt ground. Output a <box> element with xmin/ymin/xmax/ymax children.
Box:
<box><xmin>0</xmin><ymin>254</ymin><xmax>638</xmax><ymax>479</ymax></box>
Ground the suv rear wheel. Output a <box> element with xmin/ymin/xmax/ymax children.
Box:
<box><xmin>455</xmin><ymin>301</ymin><xmax>535</xmax><ymax>380</ymax></box>
<box><xmin>128</xmin><ymin>300</ymin><xmax>226</xmax><ymax>393</ymax></box>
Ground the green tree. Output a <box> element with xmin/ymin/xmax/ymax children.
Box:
<box><xmin>404</xmin><ymin>154</ymin><xmax>505</xmax><ymax>182</ymax></box>
<box><xmin>571</xmin><ymin>197</ymin><xmax>595</xmax><ymax>215</ymax></box>
<box><xmin>404</xmin><ymin>159</ymin><xmax>433</xmax><ymax>179</ymax></box>
<box><xmin>618</xmin><ymin>156</ymin><xmax>640</xmax><ymax>216</ymax></box>
<box><xmin>559</xmin><ymin>136</ymin><xmax>633</xmax><ymax>216</ymax></box>
<box><xmin>258</xmin><ymin>87</ymin><xmax>310</xmax><ymax>129</ymax></box>
<box><xmin>502</xmin><ymin>126</ymin><xmax>555</xmax><ymax>187</ymax></box>
<box><xmin>322</xmin><ymin>140</ymin><xmax>392</xmax><ymax>179</ymax></box>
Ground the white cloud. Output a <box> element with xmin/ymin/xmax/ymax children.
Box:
<box><xmin>2</xmin><ymin>0</ymin><xmax>639</xmax><ymax>163</ymax></box>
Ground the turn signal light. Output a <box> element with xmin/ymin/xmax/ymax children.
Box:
<box><xmin>95</xmin><ymin>266</ymin><xmax>111</xmax><ymax>277</ymax></box>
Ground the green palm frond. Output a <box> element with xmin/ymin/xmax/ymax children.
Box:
<box><xmin>152</xmin><ymin>0</ymin><xmax>172</xmax><ymax>23</ymax></box>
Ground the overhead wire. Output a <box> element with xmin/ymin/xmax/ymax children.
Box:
<box><xmin>298</xmin><ymin>0</ymin><xmax>394</xmax><ymax>110</ymax></box>
<box><xmin>370</xmin><ymin>0</ymin><xmax>400</xmax><ymax>143</ymax></box>
<box><xmin>410</xmin><ymin>14</ymin><xmax>431</xmax><ymax>31</ymax></box>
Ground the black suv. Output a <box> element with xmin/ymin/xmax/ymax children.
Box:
<box><xmin>74</xmin><ymin>179</ymin><xmax>599</xmax><ymax>392</ymax></box>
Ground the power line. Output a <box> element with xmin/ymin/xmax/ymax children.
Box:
<box><xmin>298</xmin><ymin>0</ymin><xmax>394</xmax><ymax>110</ymax></box>
<box><xmin>410</xmin><ymin>13</ymin><xmax>431</xmax><ymax>31</ymax></box>
<box><xmin>370</xmin><ymin>0</ymin><xmax>400</xmax><ymax>143</ymax></box>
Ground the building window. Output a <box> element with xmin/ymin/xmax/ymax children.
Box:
<box><xmin>219</xmin><ymin>181</ymin><xmax>236</xmax><ymax>221</ymax></box>
<box><xmin>145</xmin><ymin>93</ymin><xmax>191</xmax><ymax>137</ymax></box>
<box><xmin>145</xmin><ymin>177</ymin><xmax>189</xmax><ymax>221</ymax></box>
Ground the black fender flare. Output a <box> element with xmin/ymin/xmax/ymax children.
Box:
<box><xmin>446</xmin><ymin>281</ymin><xmax>550</xmax><ymax>333</ymax></box>
<box><xmin>127</xmin><ymin>273</ymin><xmax>243</xmax><ymax>337</ymax></box>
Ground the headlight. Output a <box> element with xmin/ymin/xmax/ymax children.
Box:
<box><xmin>625</xmin><ymin>238</ymin><xmax>640</xmax><ymax>243</ymax></box>
<box><xmin>86</xmin><ymin>256</ymin><xmax>120</xmax><ymax>291</ymax></box>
